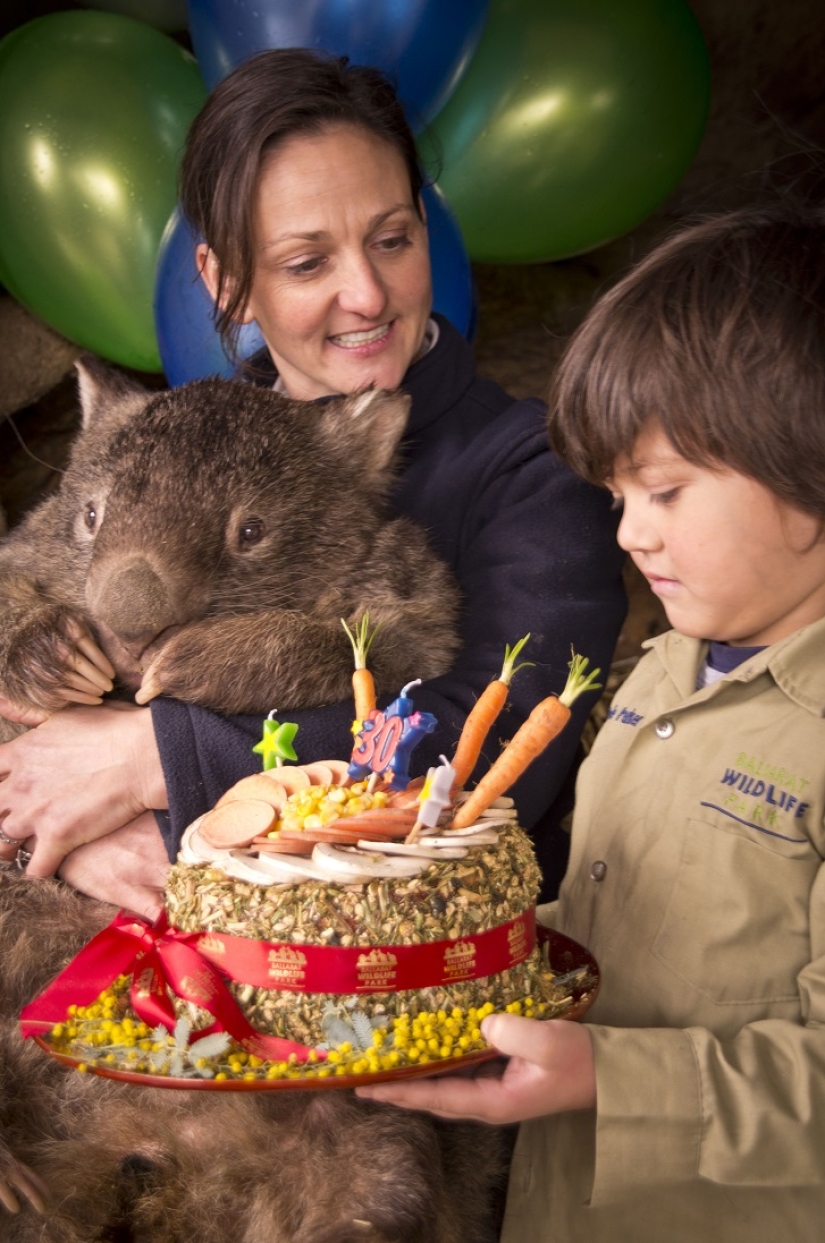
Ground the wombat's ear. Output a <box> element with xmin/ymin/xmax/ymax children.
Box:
<box><xmin>318</xmin><ymin>389</ymin><xmax>412</xmax><ymax>482</ymax></box>
<box><xmin>75</xmin><ymin>354</ymin><xmax>154</xmax><ymax>432</ymax></box>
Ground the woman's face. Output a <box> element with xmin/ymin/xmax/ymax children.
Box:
<box><xmin>239</xmin><ymin>125</ymin><xmax>432</xmax><ymax>400</ymax></box>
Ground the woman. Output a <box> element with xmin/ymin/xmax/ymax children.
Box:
<box><xmin>0</xmin><ymin>50</ymin><xmax>625</xmax><ymax>915</ymax></box>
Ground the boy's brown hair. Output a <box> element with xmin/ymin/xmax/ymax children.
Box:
<box><xmin>548</xmin><ymin>203</ymin><xmax>825</xmax><ymax>519</ymax></box>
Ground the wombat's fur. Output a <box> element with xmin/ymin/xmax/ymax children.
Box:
<box><xmin>0</xmin><ymin>368</ymin><xmax>504</xmax><ymax>1238</ymax></box>
<box><xmin>0</xmin><ymin>871</ymin><xmax>507</xmax><ymax>1241</ymax></box>
<box><xmin>0</xmin><ymin>358</ymin><xmax>459</xmax><ymax>730</ymax></box>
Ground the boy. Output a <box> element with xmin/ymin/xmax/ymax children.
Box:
<box><xmin>358</xmin><ymin>203</ymin><xmax>825</xmax><ymax>1242</ymax></box>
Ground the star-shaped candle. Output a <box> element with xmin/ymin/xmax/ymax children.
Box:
<box><xmin>252</xmin><ymin>713</ymin><xmax>299</xmax><ymax>771</ymax></box>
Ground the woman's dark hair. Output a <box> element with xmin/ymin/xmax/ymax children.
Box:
<box><xmin>180</xmin><ymin>48</ymin><xmax>425</xmax><ymax>356</ymax></box>
<box><xmin>548</xmin><ymin>201</ymin><xmax>825</xmax><ymax>519</ymax></box>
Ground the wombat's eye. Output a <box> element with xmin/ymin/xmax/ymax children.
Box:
<box><xmin>84</xmin><ymin>502</ymin><xmax>98</xmax><ymax>531</ymax></box>
<box><xmin>238</xmin><ymin>516</ymin><xmax>265</xmax><ymax>549</ymax></box>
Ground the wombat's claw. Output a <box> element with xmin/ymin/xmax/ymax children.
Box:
<box><xmin>0</xmin><ymin>1158</ymin><xmax>49</xmax><ymax>1215</ymax></box>
<box><xmin>134</xmin><ymin>671</ymin><xmax>163</xmax><ymax>705</ymax></box>
<box><xmin>67</xmin><ymin>652</ymin><xmax>114</xmax><ymax>697</ymax></box>
<box><xmin>70</xmin><ymin>625</ymin><xmax>116</xmax><ymax>683</ymax></box>
<box><xmin>46</xmin><ymin>626</ymin><xmax>114</xmax><ymax>707</ymax></box>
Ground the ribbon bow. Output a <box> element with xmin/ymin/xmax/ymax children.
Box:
<box><xmin>20</xmin><ymin>911</ymin><xmax>319</xmax><ymax>1063</ymax></box>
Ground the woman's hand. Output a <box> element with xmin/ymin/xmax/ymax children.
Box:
<box><xmin>57</xmin><ymin>813</ymin><xmax>170</xmax><ymax>920</ymax></box>
<box><xmin>356</xmin><ymin>1013</ymin><xmax>596</xmax><ymax>1124</ymax></box>
<box><xmin>0</xmin><ymin>703</ymin><xmax>167</xmax><ymax>877</ymax></box>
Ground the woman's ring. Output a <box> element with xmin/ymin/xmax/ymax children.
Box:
<box><xmin>0</xmin><ymin>827</ymin><xmax>21</xmax><ymax>847</ymax></box>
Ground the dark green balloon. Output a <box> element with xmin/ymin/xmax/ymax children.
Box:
<box><xmin>422</xmin><ymin>0</ymin><xmax>711</xmax><ymax>263</ymax></box>
<box><xmin>0</xmin><ymin>12</ymin><xmax>206</xmax><ymax>370</ymax></box>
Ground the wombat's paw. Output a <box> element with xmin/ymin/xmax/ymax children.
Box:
<box><xmin>0</xmin><ymin>607</ymin><xmax>113</xmax><ymax>717</ymax></box>
<box><xmin>136</xmin><ymin>628</ymin><xmax>230</xmax><ymax>710</ymax></box>
<box><xmin>0</xmin><ymin>1146</ymin><xmax>49</xmax><ymax>1215</ymax></box>
<box><xmin>137</xmin><ymin>621</ymin><xmax>274</xmax><ymax>714</ymax></box>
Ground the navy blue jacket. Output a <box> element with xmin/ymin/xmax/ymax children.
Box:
<box><xmin>151</xmin><ymin>315</ymin><xmax>626</xmax><ymax>899</ymax></box>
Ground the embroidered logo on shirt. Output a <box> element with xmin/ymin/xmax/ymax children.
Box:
<box><xmin>606</xmin><ymin>705</ymin><xmax>643</xmax><ymax>726</ymax></box>
<box><xmin>701</xmin><ymin>751</ymin><xmax>810</xmax><ymax>842</ymax></box>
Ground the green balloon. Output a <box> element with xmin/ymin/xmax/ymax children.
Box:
<box><xmin>422</xmin><ymin>0</ymin><xmax>711</xmax><ymax>263</ymax></box>
<box><xmin>0</xmin><ymin>12</ymin><xmax>206</xmax><ymax>371</ymax></box>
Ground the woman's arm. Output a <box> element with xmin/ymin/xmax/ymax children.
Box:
<box><xmin>0</xmin><ymin>359</ymin><xmax>624</xmax><ymax>897</ymax></box>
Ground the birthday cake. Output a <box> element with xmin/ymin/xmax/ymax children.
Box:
<box><xmin>156</xmin><ymin>638</ymin><xmax>600</xmax><ymax>1063</ymax></box>
<box><xmin>164</xmin><ymin>779</ymin><xmax>552</xmax><ymax>1051</ymax></box>
<box><xmin>28</xmin><ymin>635</ymin><xmax>600</xmax><ymax>1082</ymax></box>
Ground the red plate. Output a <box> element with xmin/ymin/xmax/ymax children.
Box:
<box><xmin>32</xmin><ymin>928</ymin><xmax>599</xmax><ymax>1092</ymax></box>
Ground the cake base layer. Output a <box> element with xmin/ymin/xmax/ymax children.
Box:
<box><xmin>164</xmin><ymin>824</ymin><xmax>567</xmax><ymax>1045</ymax></box>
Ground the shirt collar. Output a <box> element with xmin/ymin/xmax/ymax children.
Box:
<box><xmin>400</xmin><ymin>312</ymin><xmax>476</xmax><ymax>435</ymax></box>
<box><xmin>242</xmin><ymin>314</ymin><xmax>476</xmax><ymax>436</ymax></box>
<box><xmin>644</xmin><ymin>617</ymin><xmax>825</xmax><ymax>716</ymax></box>
<box><xmin>241</xmin><ymin>312</ymin><xmax>478</xmax><ymax>444</ymax></box>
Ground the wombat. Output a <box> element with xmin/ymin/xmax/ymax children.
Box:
<box><xmin>0</xmin><ymin>871</ymin><xmax>507</xmax><ymax>1242</ymax></box>
<box><xmin>0</xmin><ymin>367</ymin><xmax>505</xmax><ymax>1238</ymax></box>
<box><xmin>0</xmin><ymin>357</ymin><xmax>459</xmax><ymax>732</ymax></box>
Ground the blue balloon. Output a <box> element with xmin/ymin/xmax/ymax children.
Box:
<box><xmin>153</xmin><ymin>210</ymin><xmax>265</xmax><ymax>386</ymax></box>
<box><xmin>154</xmin><ymin>183</ymin><xmax>474</xmax><ymax>386</ymax></box>
<box><xmin>425</xmin><ymin>183</ymin><xmax>476</xmax><ymax>343</ymax></box>
<box><xmin>186</xmin><ymin>0</ymin><xmax>488</xmax><ymax>128</ymax></box>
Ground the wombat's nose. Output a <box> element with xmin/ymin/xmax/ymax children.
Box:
<box><xmin>88</xmin><ymin>559</ymin><xmax>182</xmax><ymax>652</ymax></box>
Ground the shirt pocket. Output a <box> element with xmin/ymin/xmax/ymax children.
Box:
<box><xmin>651</xmin><ymin>815</ymin><xmax>817</xmax><ymax>1005</ymax></box>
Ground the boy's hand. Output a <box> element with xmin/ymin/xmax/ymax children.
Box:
<box><xmin>356</xmin><ymin>1013</ymin><xmax>596</xmax><ymax>1124</ymax></box>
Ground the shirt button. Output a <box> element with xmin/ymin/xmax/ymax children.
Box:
<box><xmin>655</xmin><ymin>718</ymin><xmax>675</xmax><ymax>739</ymax></box>
<box><xmin>590</xmin><ymin>860</ymin><xmax>607</xmax><ymax>882</ymax></box>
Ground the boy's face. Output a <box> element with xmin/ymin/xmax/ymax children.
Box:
<box><xmin>609</xmin><ymin>423</ymin><xmax>825</xmax><ymax>646</ymax></box>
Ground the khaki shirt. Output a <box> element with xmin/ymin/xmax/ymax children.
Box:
<box><xmin>502</xmin><ymin>620</ymin><xmax>825</xmax><ymax>1243</ymax></box>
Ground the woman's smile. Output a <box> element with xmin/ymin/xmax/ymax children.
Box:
<box><xmin>328</xmin><ymin>321</ymin><xmax>394</xmax><ymax>351</ymax></box>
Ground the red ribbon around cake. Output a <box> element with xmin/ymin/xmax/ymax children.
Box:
<box><xmin>19</xmin><ymin>911</ymin><xmax>316</xmax><ymax>1062</ymax></box>
<box><xmin>20</xmin><ymin>908</ymin><xmax>536</xmax><ymax>1062</ymax></box>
